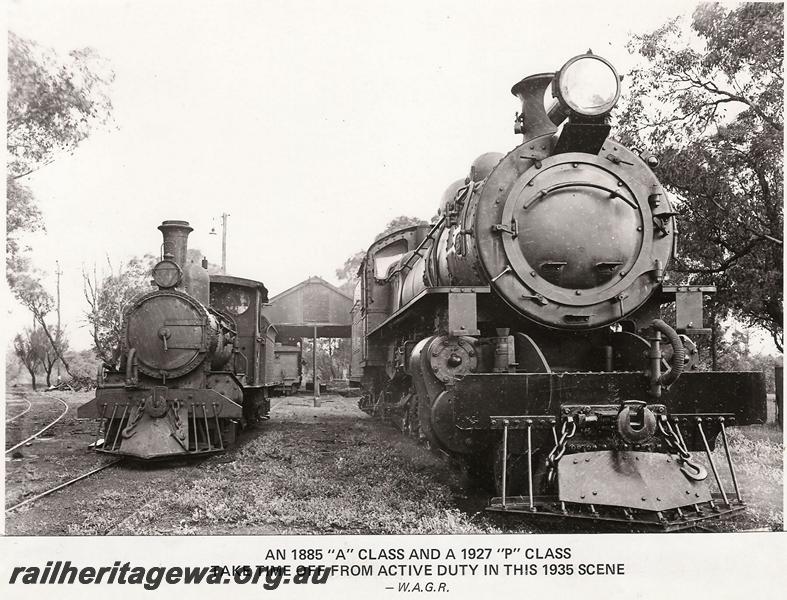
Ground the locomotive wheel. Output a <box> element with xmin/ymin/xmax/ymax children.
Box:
<box><xmin>493</xmin><ymin>441</ymin><xmax>547</xmax><ymax>498</ymax></box>
<box><xmin>463</xmin><ymin>451</ymin><xmax>497</xmax><ymax>493</ymax></box>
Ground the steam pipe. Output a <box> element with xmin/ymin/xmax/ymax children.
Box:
<box><xmin>653</xmin><ymin>319</ymin><xmax>685</xmax><ymax>388</ymax></box>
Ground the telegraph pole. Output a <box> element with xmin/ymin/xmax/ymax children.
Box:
<box><xmin>221</xmin><ymin>213</ymin><xmax>228</xmax><ymax>274</ymax></box>
<box><xmin>210</xmin><ymin>213</ymin><xmax>230</xmax><ymax>273</ymax></box>
<box><xmin>55</xmin><ymin>260</ymin><xmax>63</xmax><ymax>380</ymax></box>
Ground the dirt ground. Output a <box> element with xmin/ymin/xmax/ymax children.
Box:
<box><xmin>4</xmin><ymin>388</ymin><xmax>784</xmax><ymax>535</ymax></box>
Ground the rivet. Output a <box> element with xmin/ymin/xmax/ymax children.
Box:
<box><xmin>695</xmin><ymin>493</ymin><xmax>700</xmax><ymax>498</ymax></box>
<box><xmin>580</xmin><ymin>494</ymin><xmax>585</xmax><ymax>499</ymax></box>
<box><xmin>657</xmin><ymin>497</ymin><xmax>661</xmax><ymax>502</ymax></box>
<box><xmin>641</xmin><ymin>497</ymin><xmax>647</xmax><ymax>501</ymax></box>
<box><xmin>572</xmin><ymin>163</ymin><xmax>578</xmax><ymax>168</ymax></box>
<box><xmin>592</xmin><ymin>491</ymin><xmax>598</xmax><ymax>496</ymax></box>
<box><xmin>575</xmin><ymin>290</ymin><xmax>582</xmax><ymax>295</ymax></box>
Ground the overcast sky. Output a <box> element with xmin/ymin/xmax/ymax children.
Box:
<box><xmin>8</xmin><ymin>0</ymin><xmax>717</xmax><ymax>351</ymax></box>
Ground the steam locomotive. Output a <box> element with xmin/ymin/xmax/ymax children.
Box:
<box><xmin>78</xmin><ymin>220</ymin><xmax>299</xmax><ymax>459</ymax></box>
<box><xmin>352</xmin><ymin>53</ymin><xmax>767</xmax><ymax>530</ymax></box>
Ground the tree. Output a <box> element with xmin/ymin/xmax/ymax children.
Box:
<box><xmin>618</xmin><ymin>2</ymin><xmax>783</xmax><ymax>350</ymax></box>
<box><xmin>7</xmin><ymin>32</ymin><xmax>114</xmax><ymax>287</ymax></box>
<box><xmin>6</xmin><ymin>343</ymin><xmax>24</xmax><ymax>384</ymax></box>
<box><xmin>83</xmin><ymin>255</ymin><xmax>156</xmax><ymax>364</ymax></box>
<box><xmin>40</xmin><ymin>328</ymin><xmax>68</xmax><ymax>387</ymax></box>
<box><xmin>6</xmin><ymin>178</ymin><xmax>43</xmax><ymax>285</ymax></box>
<box><xmin>13</xmin><ymin>328</ymin><xmax>44</xmax><ymax>391</ymax></box>
<box><xmin>335</xmin><ymin>250</ymin><xmax>366</xmax><ymax>295</ymax></box>
<box><xmin>13</xmin><ymin>273</ymin><xmax>75</xmax><ymax>378</ymax></box>
<box><xmin>374</xmin><ymin>215</ymin><xmax>429</xmax><ymax>241</ymax></box>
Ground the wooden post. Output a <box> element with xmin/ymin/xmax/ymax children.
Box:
<box><xmin>313</xmin><ymin>323</ymin><xmax>320</xmax><ymax>407</ymax></box>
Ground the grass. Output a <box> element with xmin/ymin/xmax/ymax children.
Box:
<box><xmin>108</xmin><ymin>423</ymin><xmax>498</xmax><ymax>535</ymax></box>
<box><xmin>710</xmin><ymin>425</ymin><xmax>783</xmax><ymax>531</ymax></box>
<box><xmin>7</xmin><ymin>392</ymin><xmax>783</xmax><ymax>535</ymax></box>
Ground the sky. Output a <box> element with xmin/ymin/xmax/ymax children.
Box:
<box><xmin>8</xmin><ymin>0</ymin><xmax>766</xmax><ymax>352</ymax></box>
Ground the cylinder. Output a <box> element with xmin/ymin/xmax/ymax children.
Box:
<box><xmin>158</xmin><ymin>220</ymin><xmax>193</xmax><ymax>269</ymax></box>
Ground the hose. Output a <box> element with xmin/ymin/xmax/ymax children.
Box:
<box><xmin>653</xmin><ymin>319</ymin><xmax>684</xmax><ymax>388</ymax></box>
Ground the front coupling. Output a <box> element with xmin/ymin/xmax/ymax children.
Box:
<box><xmin>617</xmin><ymin>400</ymin><xmax>657</xmax><ymax>444</ymax></box>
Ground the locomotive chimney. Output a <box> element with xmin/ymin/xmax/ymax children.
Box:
<box><xmin>158</xmin><ymin>220</ymin><xmax>193</xmax><ymax>269</ymax></box>
<box><xmin>511</xmin><ymin>73</ymin><xmax>559</xmax><ymax>139</ymax></box>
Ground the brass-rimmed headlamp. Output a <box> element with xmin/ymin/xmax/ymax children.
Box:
<box><xmin>553</xmin><ymin>53</ymin><xmax>620</xmax><ymax>118</ymax></box>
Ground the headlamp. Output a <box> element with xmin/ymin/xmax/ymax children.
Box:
<box><xmin>152</xmin><ymin>259</ymin><xmax>182</xmax><ymax>288</ymax></box>
<box><xmin>554</xmin><ymin>54</ymin><xmax>620</xmax><ymax>117</ymax></box>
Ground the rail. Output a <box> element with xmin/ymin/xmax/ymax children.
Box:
<box><xmin>6</xmin><ymin>397</ymin><xmax>70</xmax><ymax>454</ymax></box>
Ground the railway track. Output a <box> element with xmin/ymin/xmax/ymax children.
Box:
<box><xmin>6</xmin><ymin>396</ymin><xmax>70</xmax><ymax>454</ymax></box>
<box><xmin>6</xmin><ymin>398</ymin><xmax>33</xmax><ymax>424</ymax></box>
<box><xmin>5</xmin><ymin>459</ymin><xmax>123</xmax><ymax>513</ymax></box>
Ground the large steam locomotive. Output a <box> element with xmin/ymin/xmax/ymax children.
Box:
<box><xmin>78</xmin><ymin>220</ymin><xmax>297</xmax><ymax>459</ymax></box>
<box><xmin>352</xmin><ymin>53</ymin><xmax>767</xmax><ymax>530</ymax></box>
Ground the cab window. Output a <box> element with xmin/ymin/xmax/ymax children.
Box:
<box><xmin>373</xmin><ymin>239</ymin><xmax>407</xmax><ymax>279</ymax></box>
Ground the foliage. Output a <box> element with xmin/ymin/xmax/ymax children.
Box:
<box><xmin>65</xmin><ymin>349</ymin><xmax>100</xmax><ymax>378</ymax></box>
<box><xmin>83</xmin><ymin>255</ymin><xmax>156</xmax><ymax>364</ymax></box>
<box><xmin>7</xmin><ymin>31</ymin><xmax>114</xmax><ymax>179</ymax></box>
<box><xmin>12</xmin><ymin>273</ymin><xmax>74</xmax><ymax>378</ymax></box>
<box><xmin>6</xmin><ymin>342</ymin><xmax>25</xmax><ymax>383</ymax></box>
<box><xmin>374</xmin><ymin>215</ymin><xmax>429</xmax><ymax>241</ymax></box>
<box><xmin>619</xmin><ymin>2</ymin><xmax>783</xmax><ymax>350</ymax></box>
<box><xmin>38</xmin><ymin>326</ymin><xmax>69</xmax><ymax>387</ymax></box>
<box><xmin>6</xmin><ymin>178</ymin><xmax>44</xmax><ymax>284</ymax></box>
<box><xmin>301</xmin><ymin>338</ymin><xmax>351</xmax><ymax>382</ymax></box>
<box><xmin>13</xmin><ymin>328</ymin><xmax>44</xmax><ymax>390</ymax></box>
<box><xmin>714</xmin><ymin>328</ymin><xmax>782</xmax><ymax>393</ymax></box>
<box><xmin>334</xmin><ymin>250</ymin><xmax>366</xmax><ymax>295</ymax></box>
<box><xmin>6</xmin><ymin>31</ymin><xmax>114</xmax><ymax>288</ymax></box>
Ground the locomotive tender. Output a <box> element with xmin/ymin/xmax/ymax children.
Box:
<box><xmin>352</xmin><ymin>53</ymin><xmax>767</xmax><ymax>530</ymax></box>
<box><xmin>78</xmin><ymin>220</ymin><xmax>294</xmax><ymax>459</ymax></box>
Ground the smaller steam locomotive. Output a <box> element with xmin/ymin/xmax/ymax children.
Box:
<box><xmin>78</xmin><ymin>220</ymin><xmax>297</xmax><ymax>459</ymax></box>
